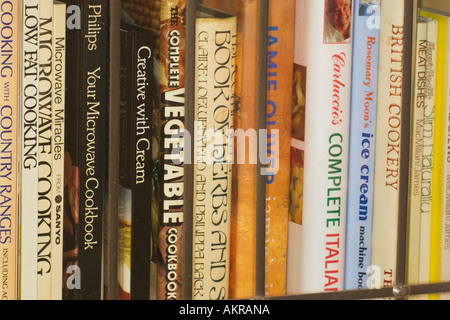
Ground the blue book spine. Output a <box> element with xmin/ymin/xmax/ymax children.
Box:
<box><xmin>344</xmin><ymin>0</ymin><xmax>380</xmax><ymax>290</ymax></box>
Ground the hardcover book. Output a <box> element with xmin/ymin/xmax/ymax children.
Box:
<box><xmin>229</xmin><ymin>0</ymin><xmax>259</xmax><ymax>300</ymax></box>
<box><xmin>192</xmin><ymin>4</ymin><xmax>236</xmax><ymax>300</ymax></box>
<box><xmin>265</xmin><ymin>0</ymin><xmax>295</xmax><ymax>298</ymax></box>
<box><xmin>157</xmin><ymin>0</ymin><xmax>186</xmax><ymax>300</ymax></box>
<box><xmin>61</xmin><ymin>0</ymin><xmax>110</xmax><ymax>300</ymax></box>
<box><xmin>77</xmin><ymin>0</ymin><xmax>110</xmax><ymax>300</ymax></box>
<box><xmin>344</xmin><ymin>0</ymin><xmax>380</xmax><ymax>291</ymax></box>
<box><xmin>37</xmin><ymin>0</ymin><xmax>54</xmax><ymax>299</ymax></box>
<box><xmin>19</xmin><ymin>0</ymin><xmax>40</xmax><ymax>300</ymax></box>
<box><xmin>202</xmin><ymin>0</ymin><xmax>260</xmax><ymax>300</ymax></box>
<box><xmin>0</xmin><ymin>0</ymin><xmax>19</xmax><ymax>301</ymax></box>
<box><xmin>371</xmin><ymin>0</ymin><xmax>410</xmax><ymax>293</ymax></box>
<box><xmin>118</xmin><ymin>20</ymin><xmax>154</xmax><ymax>300</ymax></box>
<box><xmin>287</xmin><ymin>0</ymin><xmax>352</xmax><ymax>294</ymax></box>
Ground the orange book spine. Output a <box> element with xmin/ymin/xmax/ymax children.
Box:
<box><xmin>265</xmin><ymin>0</ymin><xmax>295</xmax><ymax>297</ymax></box>
<box><xmin>201</xmin><ymin>0</ymin><xmax>259</xmax><ymax>300</ymax></box>
<box><xmin>229</xmin><ymin>0</ymin><xmax>259</xmax><ymax>300</ymax></box>
<box><xmin>203</xmin><ymin>0</ymin><xmax>259</xmax><ymax>299</ymax></box>
<box><xmin>0</xmin><ymin>0</ymin><xmax>19</xmax><ymax>300</ymax></box>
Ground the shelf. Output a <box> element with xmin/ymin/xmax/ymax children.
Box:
<box><xmin>108</xmin><ymin>0</ymin><xmax>450</xmax><ymax>301</ymax></box>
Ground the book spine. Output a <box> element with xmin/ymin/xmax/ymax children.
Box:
<box><xmin>226</xmin><ymin>0</ymin><xmax>258</xmax><ymax>300</ymax></box>
<box><xmin>407</xmin><ymin>18</ymin><xmax>427</xmax><ymax>287</ymax></box>
<box><xmin>117</xmin><ymin>26</ymin><xmax>132</xmax><ymax>301</ymax></box>
<box><xmin>419</xmin><ymin>8</ymin><xmax>450</xmax><ymax>300</ymax></box>
<box><xmin>129</xmin><ymin>29</ymin><xmax>154</xmax><ymax>301</ymax></box>
<box><xmin>51</xmin><ymin>0</ymin><xmax>66</xmax><ymax>300</ymax></box>
<box><xmin>440</xmin><ymin>18</ymin><xmax>450</xmax><ymax>302</ymax></box>
<box><xmin>60</xmin><ymin>0</ymin><xmax>81</xmax><ymax>300</ymax></box>
<box><xmin>287</xmin><ymin>0</ymin><xmax>352</xmax><ymax>294</ymax></box>
<box><xmin>77</xmin><ymin>0</ymin><xmax>109</xmax><ymax>300</ymax></box>
<box><xmin>157</xmin><ymin>0</ymin><xmax>186</xmax><ymax>300</ymax></box>
<box><xmin>265</xmin><ymin>0</ymin><xmax>295</xmax><ymax>298</ymax></box>
<box><xmin>420</xmin><ymin>18</ymin><xmax>438</xmax><ymax>288</ymax></box>
<box><xmin>344</xmin><ymin>0</ymin><xmax>380</xmax><ymax>291</ymax></box>
<box><xmin>37</xmin><ymin>0</ymin><xmax>54</xmax><ymax>300</ymax></box>
<box><xmin>371</xmin><ymin>0</ymin><xmax>406</xmax><ymax>292</ymax></box>
<box><xmin>428</xmin><ymin>15</ymin><xmax>444</xmax><ymax>300</ymax></box>
<box><xmin>192</xmin><ymin>14</ymin><xmax>237</xmax><ymax>300</ymax></box>
<box><xmin>117</xmin><ymin>187</ymin><xmax>131</xmax><ymax>300</ymax></box>
<box><xmin>20</xmin><ymin>0</ymin><xmax>40</xmax><ymax>300</ymax></box>
<box><xmin>0</xmin><ymin>0</ymin><xmax>19</xmax><ymax>300</ymax></box>
<box><xmin>78</xmin><ymin>0</ymin><xmax>109</xmax><ymax>300</ymax></box>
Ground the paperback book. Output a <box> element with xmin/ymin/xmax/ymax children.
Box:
<box><xmin>419</xmin><ymin>16</ymin><xmax>437</xmax><ymax>288</ymax></box>
<box><xmin>419</xmin><ymin>7</ymin><xmax>450</xmax><ymax>300</ymax></box>
<box><xmin>61</xmin><ymin>0</ymin><xmax>82</xmax><ymax>300</ymax></box>
<box><xmin>51</xmin><ymin>0</ymin><xmax>67</xmax><ymax>300</ymax></box>
<box><xmin>407</xmin><ymin>17</ymin><xmax>429</xmax><ymax>287</ymax></box>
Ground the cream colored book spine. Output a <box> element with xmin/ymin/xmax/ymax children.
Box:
<box><xmin>37</xmin><ymin>0</ymin><xmax>54</xmax><ymax>300</ymax></box>
<box><xmin>371</xmin><ymin>0</ymin><xmax>405</xmax><ymax>293</ymax></box>
<box><xmin>192</xmin><ymin>8</ymin><xmax>236</xmax><ymax>300</ymax></box>
<box><xmin>51</xmin><ymin>0</ymin><xmax>66</xmax><ymax>300</ymax></box>
<box><xmin>19</xmin><ymin>0</ymin><xmax>40</xmax><ymax>300</ymax></box>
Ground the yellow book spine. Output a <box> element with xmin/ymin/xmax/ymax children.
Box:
<box><xmin>419</xmin><ymin>9</ymin><xmax>449</xmax><ymax>300</ymax></box>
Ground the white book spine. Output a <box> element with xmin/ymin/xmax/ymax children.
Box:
<box><xmin>287</xmin><ymin>0</ymin><xmax>352</xmax><ymax>294</ymax></box>
<box><xmin>37</xmin><ymin>0</ymin><xmax>54</xmax><ymax>300</ymax></box>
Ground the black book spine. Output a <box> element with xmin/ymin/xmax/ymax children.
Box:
<box><xmin>61</xmin><ymin>0</ymin><xmax>82</xmax><ymax>300</ymax></box>
<box><xmin>118</xmin><ymin>22</ymin><xmax>154</xmax><ymax>300</ymax></box>
<box><xmin>78</xmin><ymin>0</ymin><xmax>109</xmax><ymax>300</ymax></box>
<box><xmin>118</xmin><ymin>25</ymin><xmax>132</xmax><ymax>300</ymax></box>
<box><xmin>129</xmin><ymin>28</ymin><xmax>154</xmax><ymax>300</ymax></box>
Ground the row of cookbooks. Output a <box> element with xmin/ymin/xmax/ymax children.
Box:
<box><xmin>122</xmin><ymin>0</ymin><xmax>450</xmax><ymax>301</ymax></box>
<box><xmin>4</xmin><ymin>0</ymin><xmax>450</xmax><ymax>301</ymax></box>
<box><xmin>0</xmin><ymin>0</ymin><xmax>112</xmax><ymax>300</ymax></box>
